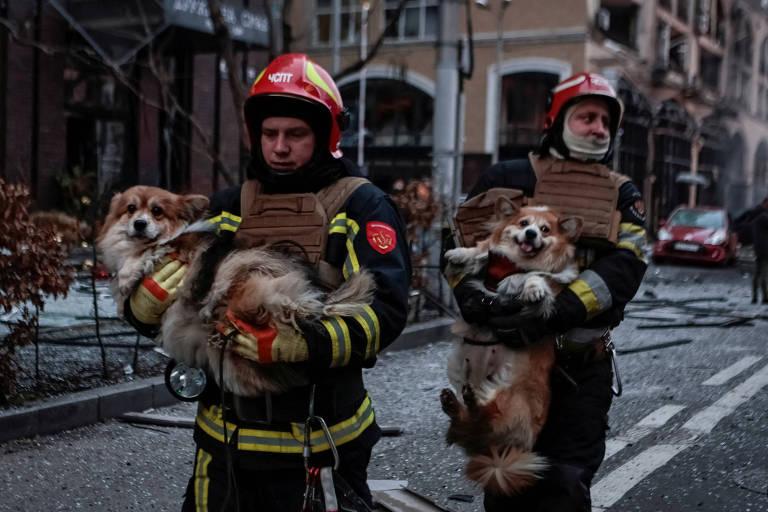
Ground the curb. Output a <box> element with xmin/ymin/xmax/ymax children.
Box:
<box><xmin>0</xmin><ymin>318</ymin><xmax>455</xmax><ymax>444</ymax></box>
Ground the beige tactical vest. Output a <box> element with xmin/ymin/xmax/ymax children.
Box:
<box><xmin>235</xmin><ymin>176</ymin><xmax>369</xmax><ymax>289</ymax></box>
<box><xmin>528</xmin><ymin>154</ymin><xmax>628</xmax><ymax>244</ymax></box>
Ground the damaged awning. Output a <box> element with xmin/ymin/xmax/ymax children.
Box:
<box><xmin>49</xmin><ymin>0</ymin><xmax>271</xmax><ymax>66</ymax></box>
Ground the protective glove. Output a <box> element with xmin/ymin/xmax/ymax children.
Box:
<box><xmin>487</xmin><ymin>310</ymin><xmax>556</xmax><ymax>349</ymax></box>
<box><xmin>216</xmin><ymin>309</ymin><xmax>309</xmax><ymax>364</ymax></box>
<box><xmin>128</xmin><ymin>255</ymin><xmax>188</xmax><ymax>325</ymax></box>
<box><xmin>487</xmin><ymin>290</ymin><xmax>586</xmax><ymax>349</ymax></box>
<box><xmin>453</xmin><ymin>276</ymin><xmax>524</xmax><ymax>324</ymax></box>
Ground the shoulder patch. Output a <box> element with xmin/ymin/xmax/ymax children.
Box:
<box><xmin>366</xmin><ymin>221</ymin><xmax>397</xmax><ymax>254</ymax></box>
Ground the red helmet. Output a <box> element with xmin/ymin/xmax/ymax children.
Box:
<box><xmin>544</xmin><ymin>72</ymin><xmax>624</xmax><ymax>139</ymax></box>
<box><xmin>245</xmin><ymin>53</ymin><xmax>348</xmax><ymax>159</ymax></box>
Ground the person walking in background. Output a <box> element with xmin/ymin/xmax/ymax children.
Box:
<box><xmin>752</xmin><ymin>198</ymin><xmax>768</xmax><ymax>304</ymax></box>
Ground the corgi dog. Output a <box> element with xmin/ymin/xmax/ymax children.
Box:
<box><xmin>440</xmin><ymin>198</ymin><xmax>582</xmax><ymax>495</ymax></box>
<box><xmin>96</xmin><ymin>186</ymin><xmax>211</xmax><ymax>316</ymax></box>
<box><xmin>98</xmin><ymin>185</ymin><xmax>375</xmax><ymax>397</ymax></box>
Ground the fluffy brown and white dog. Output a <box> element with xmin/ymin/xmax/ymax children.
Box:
<box><xmin>96</xmin><ymin>185</ymin><xmax>211</xmax><ymax>316</ymax></box>
<box><xmin>440</xmin><ymin>198</ymin><xmax>582</xmax><ymax>495</ymax></box>
<box><xmin>98</xmin><ymin>185</ymin><xmax>375</xmax><ymax>397</ymax></box>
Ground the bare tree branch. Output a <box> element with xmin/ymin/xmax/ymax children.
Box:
<box><xmin>333</xmin><ymin>0</ymin><xmax>408</xmax><ymax>82</ymax></box>
<box><xmin>206</xmin><ymin>0</ymin><xmax>249</xmax><ymax>157</ymax></box>
<box><xmin>0</xmin><ymin>15</ymin><xmax>239</xmax><ymax>186</ymax></box>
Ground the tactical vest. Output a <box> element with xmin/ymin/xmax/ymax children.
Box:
<box><xmin>453</xmin><ymin>154</ymin><xmax>629</xmax><ymax>248</ymax></box>
<box><xmin>235</xmin><ymin>176</ymin><xmax>369</xmax><ymax>289</ymax></box>
<box><xmin>528</xmin><ymin>153</ymin><xmax>628</xmax><ymax>244</ymax></box>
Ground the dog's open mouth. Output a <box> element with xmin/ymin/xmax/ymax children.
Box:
<box><xmin>516</xmin><ymin>239</ymin><xmax>541</xmax><ymax>256</ymax></box>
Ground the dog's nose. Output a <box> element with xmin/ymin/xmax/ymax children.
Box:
<box><xmin>525</xmin><ymin>228</ymin><xmax>537</xmax><ymax>240</ymax></box>
<box><xmin>133</xmin><ymin>219</ymin><xmax>147</xmax><ymax>232</ymax></box>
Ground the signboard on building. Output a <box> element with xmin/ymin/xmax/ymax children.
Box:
<box><xmin>49</xmin><ymin>0</ymin><xmax>270</xmax><ymax>67</ymax></box>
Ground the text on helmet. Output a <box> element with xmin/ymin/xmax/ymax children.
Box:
<box><xmin>268</xmin><ymin>72</ymin><xmax>294</xmax><ymax>84</ymax></box>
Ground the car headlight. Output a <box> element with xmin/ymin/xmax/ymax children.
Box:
<box><xmin>705</xmin><ymin>229</ymin><xmax>727</xmax><ymax>245</ymax></box>
<box><xmin>657</xmin><ymin>228</ymin><xmax>672</xmax><ymax>241</ymax></box>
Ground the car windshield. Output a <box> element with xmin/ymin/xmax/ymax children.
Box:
<box><xmin>668</xmin><ymin>209</ymin><xmax>725</xmax><ymax>229</ymax></box>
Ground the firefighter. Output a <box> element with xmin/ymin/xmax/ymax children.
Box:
<box><xmin>126</xmin><ymin>54</ymin><xmax>411</xmax><ymax>511</ymax></box>
<box><xmin>450</xmin><ymin>72</ymin><xmax>648</xmax><ymax>511</ymax></box>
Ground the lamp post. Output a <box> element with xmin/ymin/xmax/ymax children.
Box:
<box><xmin>491</xmin><ymin>0</ymin><xmax>511</xmax><ymax>165</ymax></box>
<box><xmin>357</xmin><ymin>1</ymin><xmax>370</xmax><ymax>172</ymax></box>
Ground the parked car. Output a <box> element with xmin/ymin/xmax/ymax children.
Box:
<box><xmin>652</xmin><ymin>206</ymin><xmax>739</xmax><ymax>265</ymax></box>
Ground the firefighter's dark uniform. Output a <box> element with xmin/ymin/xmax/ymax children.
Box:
<box><xmin>460</xmin><ymin>157</ymin><xmax>647</xmax><ymax>512</ymax></box>
<box><xmin>128</xmin><ymin>162</ymin><xmax>411</xmax><ymax>511</ymax></box>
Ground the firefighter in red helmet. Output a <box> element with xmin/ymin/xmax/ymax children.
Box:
<box><xmin>125</xmin><ymin>54</ymin><xmax>411</xmax><ymax>511</ymax></box>
<box><xmin>445</xmin><ymin>72</ymin><xmax>647</xmax><ymax>511</ymax></box>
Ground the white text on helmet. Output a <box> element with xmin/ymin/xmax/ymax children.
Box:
<box><xmin>268</xmin><ymin>72</ymin><xmax>294</xmax><ymax>84</ymax></box>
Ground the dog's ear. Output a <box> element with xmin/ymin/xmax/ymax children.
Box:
<box><xmin>495</xmin><ymin>196</ymin><xmax>519</xmax><ymax>219</ymax></box>
<box><xmin>559</xmin><ymin>216</ymin><xmax>583</xmax><ymax>242</ymax></box>
<box><xmin>183</xmin><ymin>194</ymin><xmax>210</xmax><ymax>220</ymax></box>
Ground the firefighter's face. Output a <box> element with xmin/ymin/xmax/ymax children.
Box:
<box><xmin>261</xmin><ymin>117</ymin><xmax>316</xmax><ymax>171</ymax></box>
<box><xmin>566</xmin><ymin>98</ymin><xmax>611</xmax><ymax>141</ymax></box>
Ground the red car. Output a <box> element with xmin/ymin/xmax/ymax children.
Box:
<box><xmin>652</xmin><ymin>206</ymin><xmax>739</xmax><ymax>265</ymax></box>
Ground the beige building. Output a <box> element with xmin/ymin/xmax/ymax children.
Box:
<box><xmin>287</xmin><ymin>0</ymin><xmax>768</xmax><ymax>227</ymax></box>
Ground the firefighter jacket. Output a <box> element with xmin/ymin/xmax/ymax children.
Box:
<box><xmin>193</xmin><ymin>160</ymin><xmax>412</xmax><ymax>468</ymax></box>
<box><xmin>463</xmin><ymin>156</ymin><xmax>648</xmax><ymax>330</ymax></box>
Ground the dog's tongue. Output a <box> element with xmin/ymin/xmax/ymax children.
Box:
<box><xmin>520</xmin><ymin>241</ymin><xmax>536</xmax><ymax>254</ymax></box>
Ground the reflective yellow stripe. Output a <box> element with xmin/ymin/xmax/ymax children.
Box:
<box><xmin>322</xmin><ymin>317</ymin><xmax>352</xmax><ymax>367</ymax></box>
<box><xmin>194</xmin><ymin>448</ymin><xmax>212</xmax><ymax>511</ymax></box>
<box><xmin>305</xmin><ymin>60</ymin><xmax>340</xmax><ymax>105</ymax></box>
<box><xmin>207</xmin><ymin>211</ymin><xmax>242</xmax><ymax>234</ymax></box>
<box><xmin>618</xmin><ymin>223</ymin><xmax>648</xmax><ymax>262</ymax></box>
<box><xmin>329</xmin><ymin>213</ymin><xmax>361</xmax><ymax>280</ymax></box>
<box><xmin>196</xmin><ymin>396</ymin><xmax>375</xmax><ymax>453</ymax></box>
<box><xmin>353</xmin><ymin>305</ymin><xmax>380</xmax><ymax>359</ymax></box>
<box><xmin>252</xmin><ymin>68</ymin><xmax>265</xmax><ymax>86</ymax></box>
<box><xmin>569</xmin><ymin>279</ymin><xmax>601</xmax><ymax>318</ymax></box>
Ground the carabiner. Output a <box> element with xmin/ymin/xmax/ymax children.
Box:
<box><xmin>606</xmin><ymin>336</ymin><xmax>622</xmax><ymax>397</ymax></box>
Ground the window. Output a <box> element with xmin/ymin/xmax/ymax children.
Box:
<box><xmin>499</xmin><ymin>72</ymin><xmax>560</xmax><ymax>150</ymax></box>
<box><xmin>314</xmin><ymin>0</ymin><xmax>362</xmax><ymax>45</ymax></box>
<box><xmin>695</xmin><ymin>0</ymin><xmax>725</xmax><ymax>45</ymax></box>
<box><xmin>758</xmin><ymin>38</ymin><xmax>768</xmax><ymax>119</ymax></box>
<box><xmin>699</xmin><ymin>50</ymin><xmax>721</xmax><ymax>91</ymax></box>
<box><xmin>599</xmin><ymin>0</ymin><xmax>639</xmax><ymax>49</ymax></box>
<box><xmin>676</xmin><ymin>0</ymin><xmax>690</xmax><ymax>22</ymax></box>
<box><xmin>384</xmin><ymin>0</ymin><xmax>439</xmax><ymax>41</ymax></box>
<box><xmin>729</xmin><ymin>9</ymin><xmax>753</xmax><ymax>108</ymax></box>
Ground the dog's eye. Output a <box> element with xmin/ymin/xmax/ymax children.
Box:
<box><xmin>519</xmin><ymin>219</ymin><xmax>529</xmax><ymax>227</ymax></box>
<box><xmin>151</xmin><ymin>206</ymin><xmax>163</xmax><ymax>217</ymax></box>
<box><xmin>541</xmin><ymin>225</ymin><xmax>550</xmax><ymax>234</ymax></box>
<box><xmin>127</xmin><ymin>204</ymin><xmax>137</xmax><ymax>214</ymax></box>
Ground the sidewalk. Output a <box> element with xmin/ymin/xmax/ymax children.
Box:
<box><xmin>0</xmin><ymin>317</ymin><xmax>454</xmax><ymax>444</ymax></box>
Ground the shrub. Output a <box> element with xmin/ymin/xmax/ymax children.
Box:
<box><xmin>0</xmin><ymin>178</ymin><xmax>74</xmax><ymax>404</ymax></box>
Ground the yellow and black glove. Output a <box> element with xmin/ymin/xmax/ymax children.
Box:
<box><xmin>216</xmin><ymin>309</ymin><xmax>309</xmax><ymax>364</ymax></box>
<box><xmin>128</xmin><ymin>255</ymin><xmax>188</xmax><ymax>326</ymax></box>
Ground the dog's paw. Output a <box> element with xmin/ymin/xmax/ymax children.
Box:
<box><xmin>520</xmin><ymin>276</ymin><xmax>550</xmax><ymax>303</ymax></box>
<box><xmin>462</xmin><ymin>384</ymin><xmax>479</xmax><ymax>411</ymax></box>
<box><xmin>440</xmin><ymin>388</ymin><xmax>461</xmax><ymax>418</ymax></box>
<box><xmin>444</xmin><ymin>248</ymin><xmax>473</xmax><ymax>265</ymax></box>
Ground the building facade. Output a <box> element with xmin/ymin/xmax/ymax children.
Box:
<box><xmin>288</xmin><ymin>0</ymin><xmax>768</xmax><ymax>229</ymax></box>
<box><xmin>0</xmin><ymin>0</ymin><xmax>271</xmax><ymax>212</ymax></box>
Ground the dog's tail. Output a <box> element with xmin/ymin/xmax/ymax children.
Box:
<box><xmin>322</xmin><ymin>270</ymin><xmax>376</xmax><ymax>317</ymax></box>
<box><xmin>465</xmin><ymin>445</ymin><xmax>548</xmax><ymax>495</ymax></box>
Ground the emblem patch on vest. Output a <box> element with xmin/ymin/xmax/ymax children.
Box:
<box><xmin>366</xmin><ymin>221</ymin><xmax>397</xmax><ymax>254</ymax></box>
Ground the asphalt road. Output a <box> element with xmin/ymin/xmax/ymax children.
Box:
<box><xmin>1</xmin><ymin>262</ymin><xmax>767</xmax><ymax>512</ymax></box>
